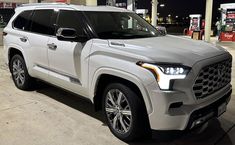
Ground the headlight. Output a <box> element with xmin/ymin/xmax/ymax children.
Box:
<box><xmin>138</xmin><ymin>62</ymin><xmax>191</xmax><ymax>90</ymax></box>
<box><xmin>158</xmin><ymin>65</ymin><xmax>190</xmax><ymax>75</ymax></box>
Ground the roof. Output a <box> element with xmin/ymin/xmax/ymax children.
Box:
<box><xmin>16</xmin><ymin>3</ymin><xmax>132</xmax><ymax>13</ymax></box>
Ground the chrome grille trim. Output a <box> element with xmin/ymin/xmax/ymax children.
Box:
<box><xmin>193</xmin><ymin>59</ymin><xmax>232</xmax><ymax>99</ymax></box>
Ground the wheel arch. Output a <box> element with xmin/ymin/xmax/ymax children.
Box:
<box><xmin>7</xmin><ymin>45</ymin><xmax>26</xmax><ymax>62</ymax></box>
<box><xmin>8</xmin><ymin>47</ymin><xmax>26</xmax><ymax>71</ymax></box>
<box><xmin>90</xmin><ymin>68</ymin><xmax>153</xmax><ymax>114</ymax></box>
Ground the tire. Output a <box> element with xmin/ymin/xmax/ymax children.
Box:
<box><xmin>102</xmin><ymin>83</ymin><xmax>150</xmax><ymax>142</ymax></box>
<box><xmin>10</xmin><ymin>54</ymin><xmax>35</xmax><ymax>90</ymax></box>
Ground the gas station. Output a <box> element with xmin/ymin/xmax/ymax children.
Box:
<box><xmin>0</xmin><ymin>0</ymin><xmax>234</xmax><ymax>145</ymax></box>
<box><xmin>219</xmin><ymin>3</ymin><xmax>235</xmax><ymax>42</ymax></box>
<box><xmin>185</xmin><ymin>14</ymin><xmax>205</xmax><ymax>40</ymax></box>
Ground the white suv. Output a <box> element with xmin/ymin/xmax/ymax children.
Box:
<box><xmin>3</xmin><ymin>3</ymin><xmax>233</xmax><ymax>142</ymax></box>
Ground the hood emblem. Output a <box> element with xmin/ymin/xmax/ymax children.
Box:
<box><xmin>217</xmin><ymin>64</ymin><xmax>225</xmax><ymax>77</ymax></box>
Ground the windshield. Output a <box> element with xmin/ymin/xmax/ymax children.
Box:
<box><xmin>84</xmin><ymin>12</ymin><xmax>161</xmax><ymax>39</ymax></box>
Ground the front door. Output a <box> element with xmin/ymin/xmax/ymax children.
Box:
<box><xmin>47</xmin><ymin>9</ymin><xmax>88</xmax><ymax>94</ymax></box>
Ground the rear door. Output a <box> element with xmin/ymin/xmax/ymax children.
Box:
<box><xmin>26</xmin><ymin>9</ymin><xmax>55</xmax><ymax>80</ymax></box>
<box><xmin>9</xmin><ymin>10</ymin><xmax>33</xmax><ymax>69</ymax></box>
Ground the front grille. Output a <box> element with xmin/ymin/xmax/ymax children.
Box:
<box><xmin>193</xmin><ymin>59</ymin><xmax>232</xmax><ymax>99</ymax></box>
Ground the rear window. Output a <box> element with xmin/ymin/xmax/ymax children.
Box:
<box><xmin>13</xmin><ymin>10</ymin><xmax>32</xmax><ymax>31</ymax></box>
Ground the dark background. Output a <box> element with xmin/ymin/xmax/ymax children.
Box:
<box><xmin>97</xmin><ymin>0</ymin><xmax>235</xmax><ymax>34</ymax></box>
<box><xmin>98</xmin><ymin>0</ymin><xmax>235</xmax><ymax>20</ymax></box>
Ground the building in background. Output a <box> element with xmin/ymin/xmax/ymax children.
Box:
<box><xmin>0</xmin><ymin>2</ymin><xmax>21</xmax><ymax>27</ymax></box>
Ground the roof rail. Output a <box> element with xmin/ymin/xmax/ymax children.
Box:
<box><xmin>20</xmin><ymin>3</ymin><xmax>68</xmax><ymax>7</ymax></box>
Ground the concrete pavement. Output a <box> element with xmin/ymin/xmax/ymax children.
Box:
<box><xmin>0</xmin><ymin>28</ymin><xmax>3</xmax><ymax>46</ymax></box>
<box><xmin>0</xmin><ymin>41</ymin><xmax>234</xmax><ymax>145</ymax></box>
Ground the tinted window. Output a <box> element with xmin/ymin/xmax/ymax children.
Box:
<box><xmin>13</xmin><ymin>10</ymin><xmax>32</xmax><ymax>31</ymax></box>
<box><xmin>84</xmin><ymin>12</ymin><xmax>161</xmax><ymax>39</ymax></box>
<box><xmin>31</xmin><ymin>9</ymin><xmax>54</xmax><ymax>35</ymax></box>
<box><xmin>57</xmin><ymin>10</ymin><xmax>85</xmax><ymax>36</ymax></box>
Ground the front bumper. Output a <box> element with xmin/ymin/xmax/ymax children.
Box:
<box><xmin>147</xmin><ymin>83</ymin><xmax>232</xmax><ymax>131</ymax></box>
<box><xmin>185</xmin><ymin>89</ymin><xmax>231</xmax><ymax>130</ymax></box>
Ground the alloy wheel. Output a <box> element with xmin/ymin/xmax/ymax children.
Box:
<box><xmin>105</xmin><ymin>89</ymin><xmax>132</xmax><ymax>134</ymax></box>
<box><xmin>12</xmin><ymin>58</ymin><xmax>25</xmax><ymax>87</ymax></box>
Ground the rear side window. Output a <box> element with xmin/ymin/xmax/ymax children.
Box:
<box><xmin>13</xmin><ymin>10</ymin><xmax>32</xmax><ymax>31</ymax></box>
<box><xmin>56</xmin><ymin>10</ymin><xmax>85</xmax><ymax>36</ymax></box>
<box><xmin>31</xmin><ymin>9</ymin><xmax>54</xmax><ymax>35</ymax></box>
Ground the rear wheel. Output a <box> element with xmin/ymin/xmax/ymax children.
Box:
<box><xmin>10</xmin><ymin>54</ymin><xmax>35</xmax><ymax>90</ymax></box>
<box><xmin>102</xmin><ymin>83</ymin><xmax>150</xmax><ymax>142</ymax></box>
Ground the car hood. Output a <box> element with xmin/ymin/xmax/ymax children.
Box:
<box><xmin>108</xmin><ymin>35</ymin><xmax>227</xmax><ymax>67</ymax></box>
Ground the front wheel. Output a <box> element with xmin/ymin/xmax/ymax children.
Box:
<box><xmin>102</xmin><ymin>83</ymin><xmax>150</xmax><ymax>142</ymax></box>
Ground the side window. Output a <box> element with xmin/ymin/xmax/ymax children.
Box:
<box><xmin>31</xmin><ymin>9</ymin><xmax>54</xmax><ymax>35</ymax></box>
<box><xmin>13</xmin><ymin>10</ymin><xmax>32</xmax><ymax>31</ymax></box>
<box><xmin>57</xmin><ymin>10</ymin><xmax>85</xmax><ymax>37</ymax></box>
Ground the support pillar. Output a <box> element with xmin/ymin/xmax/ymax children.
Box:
<box><xmin>29</xmin><ymin>0</ymin><xmax>38</xmax><ymax>3</ymax></box>
<box><xmin>70</xmin><ymin>0</ymin><xmax>96</xmax><ymax>6</ymax></box>
<box><xmin>127</xmin><ymin>0</ymin><xmax>134</xmax><ymax>11</ymax></box>
<box><xmin>205</xmin><ymin>0</ymin><xmax>213</xmax><ymax>42</ymax></box>
<box><xmin>86</xmin><ymin>0</ymin><xmax>97</xmax><ymax>6</ymax></box>
<box><xmin>151</xmin><ymin>0</ymin><xmax>158</xmax><ymax>27</ymax></box>
<box><xmin>67</xmin><ymin>0</ymin><xmax>71</xmax><ymax>4</ymax></box>
<box><xmin>106</xmin><ymin>0</ymin><xmax>116</xmax><ymax>6</ymax></box>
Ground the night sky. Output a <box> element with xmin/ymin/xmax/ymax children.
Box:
<box><xmin>139</xmin><ymin>0</ymin><xmax>235</xmax><ymax>19</ymax></box>
<box><xmin>98</xmin><ymin>0</ymin><xmax>235</xmax><ymax>20</ymax></box>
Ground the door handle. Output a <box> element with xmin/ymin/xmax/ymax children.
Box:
<box><xmin>20</xmin><ymin>37</ymin><xmax>27</xmax><ymax>42</ymax></box>
<box><xmin>47</xmin><ymin>43</ymin><xmax>57</xmax><ymax>50</ymax></box>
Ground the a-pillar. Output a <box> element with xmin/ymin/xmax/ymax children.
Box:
<box><xmin>204</xmin><ymin>0</ymin><xmax>213</xmax><ymax>42</ymax></box>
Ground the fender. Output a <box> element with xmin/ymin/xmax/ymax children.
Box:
<box><xmin>7</xmin><ymin>44</ymin><xmax>28</xmax><ymax>67</ymax></box>
<box><xmin>89</xmin><ymin>67</ymin><xmax>153</xmax><ymax>114</ymax></box>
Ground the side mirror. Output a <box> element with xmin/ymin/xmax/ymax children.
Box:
<box><xmin>56</xmin><ymin>28</ymin><xmax>77</xmax><ymax>41</ymax></box>
<box><xmin>156</xmin><ymin>26</ymin><xmax>167</xmax><ymax>36</ymax></box>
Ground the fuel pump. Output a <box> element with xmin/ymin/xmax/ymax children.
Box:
<box><xmin>219</xmin><ymin>3</ymin><xmax>235</xmax><ymax>42</ymax></box>
<box><xmin>188</xmin><ymin>14</ymin><xmax>202</xmax><ymax>37</ymax></box>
